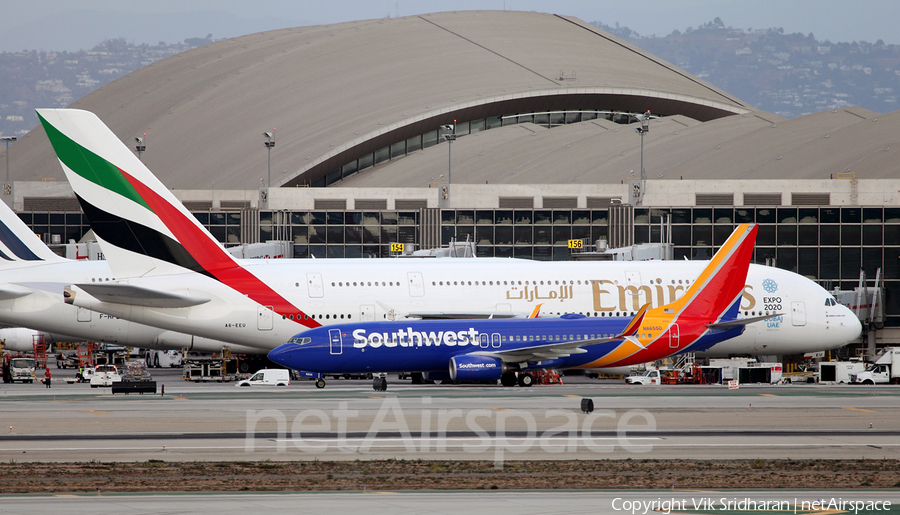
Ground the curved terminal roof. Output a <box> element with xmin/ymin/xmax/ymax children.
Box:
<box><xmin>337</xmin><ymin>105</ymin><xmax>900</xmax><ymax>187</ymax></box>
<box><xmin>10</xmin><ymin>10</ymin><xmax>751</xmax><ymax>190</ymax></box>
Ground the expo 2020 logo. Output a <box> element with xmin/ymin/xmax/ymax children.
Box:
<box><xmin>762</xmin><ymin>278</ymin><xmax>778</xmax><ymax>293</ymax></box>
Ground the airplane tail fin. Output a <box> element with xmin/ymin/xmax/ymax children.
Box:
<box><xmin>587</xmin><ymin>224</ymin><xmax>756</xmax><ymax>367</ymax></box>
<box><xmin>0</xmin><ymin>199</ymin><xmax>66</xmax><ymax>264</ymax></box>
<box><xmin>657</xmin><ymin>223</ymin><xmax>757</xmax><ymax>323</ymax></box>
<box><xmin>36</xmin><ymin>108</ymin><xmax>238</xmax><ymax>280</ymax></box>
<box><xmin>38</xmin><ymin>109</ymin><xmax>319</xmax><ymax>329</ymax></box>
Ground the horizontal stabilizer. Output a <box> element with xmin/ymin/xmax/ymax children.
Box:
<box><xmin>72</xmin><ymin>283</ymin><xmax>210</xmax><ymax>308</ymax></box>
<box><xmin>706</xmin><ymin>313</ymin><xmax>783</xmax><ymax>330</ymax></box>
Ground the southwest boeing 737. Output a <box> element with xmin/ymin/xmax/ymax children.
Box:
<box><xmin>270</xmin><ymin>224</ymin><xmax>763</xmax><ymax>389</ymax></box>
<box><xmin>36</xmin><ymin>109</ymin><xmax>860</xmax><ymax>358</ymax></box>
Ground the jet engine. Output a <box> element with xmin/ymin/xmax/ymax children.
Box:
<box><xmin>449</xmin><ymin>354</ymin><xmax>504</xmax><ymax>381</ymax></box>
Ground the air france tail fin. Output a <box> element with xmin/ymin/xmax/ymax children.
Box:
<box><xmin>0</xmin><ymin>199</ymin><xmax>66</xmax><ymax>264</ymax></box>
<box><xmin>36</xmin><ymin>108</ymin><xmax>239</xmax><ymax>280</ymax></box>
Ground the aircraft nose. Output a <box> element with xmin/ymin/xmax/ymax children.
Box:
<box><xmin>267</xmin><ymin>343</ymin><xmax>299</xmax><ymax>366</ymax></box>
<box><xmin>835</xmin><ymin>305</ymin><xmax>863</xmax><ymax>343</ymax></box>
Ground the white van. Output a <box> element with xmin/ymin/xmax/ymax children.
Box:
<box><xmin>236</xmin><ymin>369</ymin><xmax>290</xmax><ymax>387</ymax></box>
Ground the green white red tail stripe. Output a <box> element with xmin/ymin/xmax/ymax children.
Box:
<box><xmin>37</xmin><ymin>108</ymin><xmax>319</xmax><ymax>328</ymax></box>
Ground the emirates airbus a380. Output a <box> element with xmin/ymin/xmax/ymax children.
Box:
<box><xmin>0</xmin><ymin>197</ymin><xmax>265</xmax><ymax>354</ymax></box>
<box><xmin>37</xmin><ymin>109</ymin><xmax>860</xmax><ymax>358</ymax></box>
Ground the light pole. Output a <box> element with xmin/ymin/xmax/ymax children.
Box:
<box><xmin>2</xmin><ymin>136</ymin><xmax>16</xmax><ymax>193</ymax></box>
<box><xmin>633</xmin><ymin>110</ymin><xmax>651</xmax><ymax>205</ymax></box>
<box><xmin>134</xmin><ymin>133</ymin><xmax>146</xmax><ymax>161</ymax></box>
<box><xmin>263</xmin><ymin>130</ymin><xmax>275</xmax><ymax>188</ymax></box>
<box><xmin>440</xmin><ymin>122</ymin><xmax>456</xmax><ymax>185</ymax></box>
<box><xmin>261</xmin><ymin>130</ymin><xmax>275</xmax><ymax>209</ymax></box>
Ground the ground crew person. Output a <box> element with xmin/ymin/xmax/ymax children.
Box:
<box><xmin>44</xmin><ymin>368</ymin><xmax>52</xmax><ymax>388</ymax></box>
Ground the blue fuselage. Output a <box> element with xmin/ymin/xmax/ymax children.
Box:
<box><xmin>268</xmin><ymin>317</ymin><xmax>740</xmax><ymax>374</ymax></box>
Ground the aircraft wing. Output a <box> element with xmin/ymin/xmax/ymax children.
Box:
<box><xmin>70</xmin><ymin>283</ymin><xmax>210</xmax><ymax>308</ymax></box>
<box><xmin>477</xmin><ymin>304</ymin><xmax>651</xmax><ymax>363</ymax></box>
<box><xmin>0</xmin><ymin>286</ymin><xmax>33</xmax><ymax>300</ymax></box>
<box><xmin>477</xmin><ymin>338</ymin><xmax>599</xmax><ymax>362</ymax></box>
<box><xmin>706</xmin><ymin>313</ymin><xmax>783</xmax><ymax>330</ymax></box>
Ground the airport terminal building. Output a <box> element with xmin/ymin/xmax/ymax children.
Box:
<box><xmin>4</xmin><ymin>11</ymin><xmax>899</xmax><ymax>344</ymax></box>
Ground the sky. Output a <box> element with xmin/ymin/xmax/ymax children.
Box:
<box><xmin>1</xmin><ymin>0</ymin><xmax>898</xmax><ymax>53</ymax></box>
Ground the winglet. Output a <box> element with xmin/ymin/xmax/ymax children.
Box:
<box><xmin>528</xmin><ymin>303</ymin><xmax>543</xmax><ymax>319</ymax></box>
<box><xmin>616</xmin><ymin>303</ymin><xmax>650</xmax><ymax>339</ymax></box>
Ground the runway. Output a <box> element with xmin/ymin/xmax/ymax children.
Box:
<box><xmin>1</xmin><ymin>370</ymin><xmax>898</xmax><ymax>463</ymax></box>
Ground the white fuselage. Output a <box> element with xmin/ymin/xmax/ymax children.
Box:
<box><xmin>68</xmin><ymin>257</ymin><xmax>862</xmax><ymax>357</ymax></box>
<box><xmin>0</xmin><ymin>260</ymin><xmax>263</xmax><ymax>354</ymax></box>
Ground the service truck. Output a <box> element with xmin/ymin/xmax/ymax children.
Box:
<box><xmin>625</xmin><ymin>369</ymin><xmax>663</xmax><ymax>385</ymax></box>
<box><xmin>140</xmin><ymin>349</ymin><xmax>182</xmax><ymax>368</ymax></box>
<box><xmin>819</xmin><ymin>361</ymin><xmax>867</xmax><ymax>384</ymax></box>
<box><xmin>852</xmin><ymin>347</ymin><xmax>900</xmax><ymax>385</ymax></box>
<box><xmin>9</xmin><ymin>357</ymin><xmax>37</xmax><ymax>383</ymax></box>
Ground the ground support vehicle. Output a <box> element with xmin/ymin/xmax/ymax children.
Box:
<box><xmin>235</xmin><ymin>369</ymin><xmax>290</xmax><ymax>387</ymax></box>
<box><xmin>625</xmin><ymin>368</ymin><xmax>664</xmax><ymax>385</ymax></box>
<box><xmin>140</xmin><ymin>349</ymin><xmax>182</xmax><ymax>368</ymax></box>
<box><xmin>852</xmin><ymin>347</ymin><xmax>900</xmax><ymax>384</ymax></box>
<box><xmin>182</xmin><ymin>357</ymin><xmax>238</xmax><ymax>382</ymax></box>
<box><xmin>3</xmin><ymin>356</ymin><xmax>37</xmax><ymax>383</ymax></box>
<box><xmin>818</xmin><ymin>361</ymin><xmax>866</xmax><ymax>384</ymax></box>
<box><xmin>55</xmin><ymin>353</ymin><xmax>79</xmax><ymax>369</ymax></box>
<box><xmin>112</xmin><ymin>360</ymin><xmax>156</xmax><ymax>394</ymax></box>
<box><xmin>89</xmin><ymin>364</ymin><xmax>122</xmax><ymax>387</ymax></box>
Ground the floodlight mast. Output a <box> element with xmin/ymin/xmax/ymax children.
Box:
<box><xmin>260</xmin><ymin>130</ymin><xmax>276</xmax><ymax>209</ymax></box>
<box><xmin>1</xmin><ymin>136</ymin><xmax>16</xmax><ymax>195</ymax></box>
<box><xmin>633</xmin><ymin>110</ymin><xmax>651</xmax><ymax>205</ymax></box>
<box><xmin>263</xmin><ymin>130</ymin><xmax>275</xmax><ymax>189</ymax></box>
<box><xmin>134</xmin><ymin>133</ymin><xmax>146</xmax><ymax>161</ymax></box>
<box><xmin>440</xmin><ymin>121</ymin><xmax>456</xmax><ymax>187</ymax></box>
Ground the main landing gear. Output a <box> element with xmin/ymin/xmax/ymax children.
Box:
<box><xmin>500</xmin><ymin>371</ymin><xmax>534</xmax><ymax>387</ymax></box>
<box><xmin>373</xmin><ymin>376</ymin><xmax>388</xmax><ymax>392</ymax></box>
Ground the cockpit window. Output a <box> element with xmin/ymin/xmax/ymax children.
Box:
<box><xmin>288</xmin><ymin>336</ymin><xmax>313</xmax><ymax>345</ymax></box>
<box><xmin>824</xmin><ymin>297</ymin><xmax>837</xmax><ymax>307</ymax></box>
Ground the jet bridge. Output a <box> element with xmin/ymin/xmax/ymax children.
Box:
<box><xmin>831</xmin><ymin>268</ymin><xmax>884</xmax><ymax>360</ymax></box>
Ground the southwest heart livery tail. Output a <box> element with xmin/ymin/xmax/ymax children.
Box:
<box><xmin>583</xmin><ymin>223</ymin><xmax>758</xmax><ymax>367</ymax></box>
<box><xmin>37</xmin><ymin>108</ymin><xmax>318</xmax><ymax>328</ymax></box>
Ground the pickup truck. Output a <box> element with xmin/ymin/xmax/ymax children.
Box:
<box><xmin>625</xmin><ymin>369</ymin><xmax>662</xmax><ymax>385</ymax></box>
<box><xmin>89</xmin><ymin>364</ymin><xmax>123</xmax><ymax>387</ymax></box>
<box><xmin>852</xmin><ymin>347</ymin><xmax>900</xmax><ymax>385</ymax></box>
